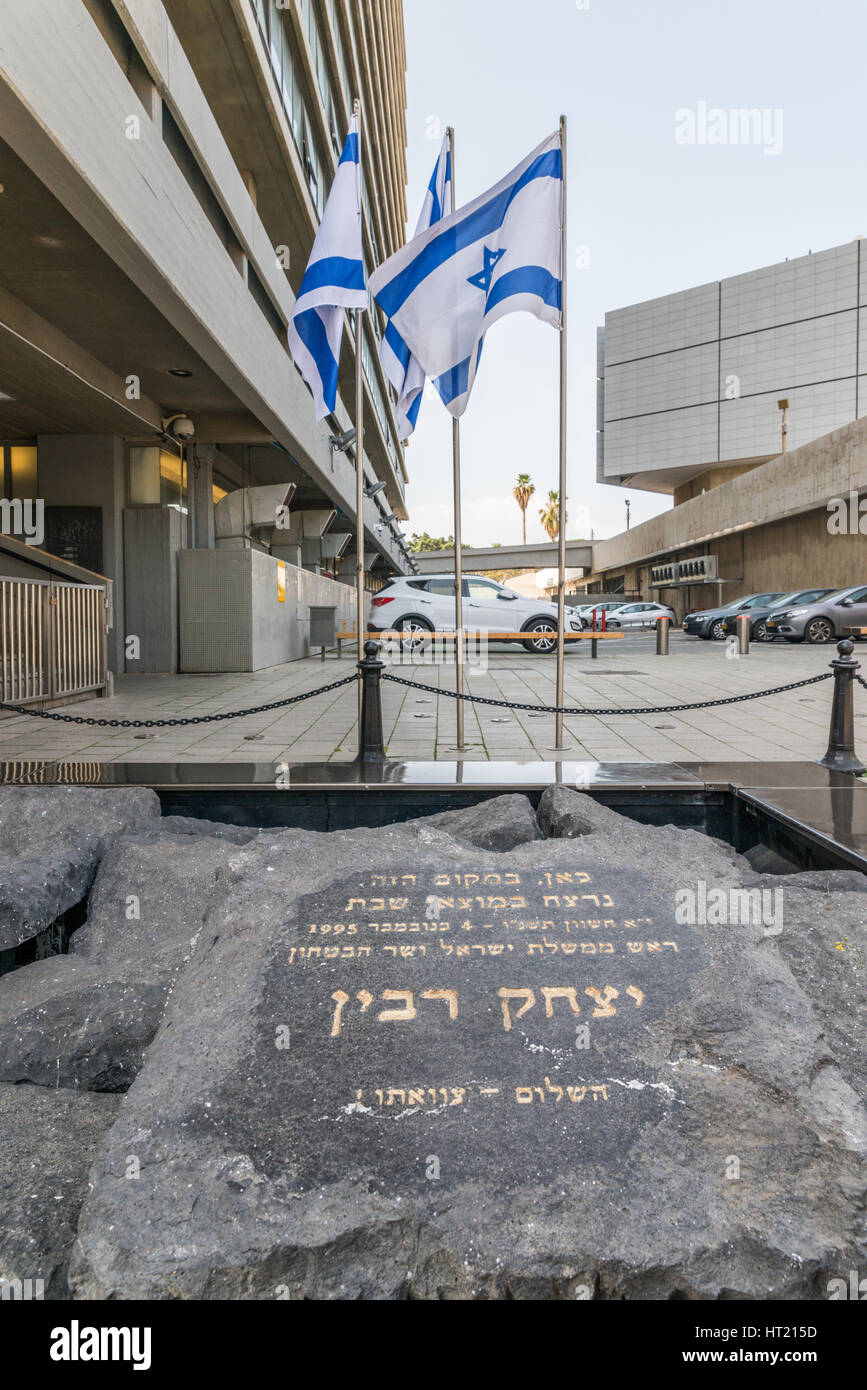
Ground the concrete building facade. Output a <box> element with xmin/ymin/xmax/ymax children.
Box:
<box><xmin>598</xmin><ymin>239</ymin><xmax>867</xmax><ymax>501</ymax></box>
<box><xmin>0</xmin><ymin>0</ymin><xmax>410</xmax><ymax>673</ymax></box>
<box><xmin>591</xmin><ymin>241</ymin><xmax>867</xmax><ymax>616</ymax></box>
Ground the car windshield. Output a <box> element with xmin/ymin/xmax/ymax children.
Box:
<box><xmin>811</xmin><ymin>588</ymin><xmax>856</xmax><ymax>605</ymax></box>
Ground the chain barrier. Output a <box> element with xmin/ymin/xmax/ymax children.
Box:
<box><xmin>857</xmin><ymin>675</ymin><xmax>867</xmax><ymax>692</ymax></box>
<box><xmin>0</xmin><ymin>668</ymin><xmax>840</xmax><ymax>729</ymax></box>
<box><xmin>382</xmin><ymin>670</ymin><xmax>834</xmax><ymax>717</ymax></box>
<box><xmin>0</xmin><ymin>674</ymin><xmax>358</xmax><ymax>729</ymax></box>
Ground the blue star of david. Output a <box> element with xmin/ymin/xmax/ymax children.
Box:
<box><xmin>468</xmin><ymin>246</ymin><xmax>506</xmax><ymax>294</ymax></box>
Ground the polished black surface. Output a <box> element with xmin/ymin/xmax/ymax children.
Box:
<box><xmin>2</xmin><ymin>759</ymin><xmax>866</xmax><ymax>872</ymax></box>
<box><xmin>0</xmin><ymin>759</ymin><xmax>707</xmax><ymax>790</ymax></box>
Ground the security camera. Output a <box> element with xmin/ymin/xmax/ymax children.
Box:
<box><xmin>162</xmin><ymin>414</ymin><xmax>195</xmax><ymax>442</ymax></box>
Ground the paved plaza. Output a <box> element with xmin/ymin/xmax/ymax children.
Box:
<box><xmin>0</xmin><ymin>632</ymin><xmax>860</xmax><ymax>766</ymax></box>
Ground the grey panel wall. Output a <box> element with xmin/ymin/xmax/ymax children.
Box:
<box><xmin>599</xmin><ymin>240</ymin><xmax>867</xmax><ymax>487</ymax></box>
<box><xmin>123</xmin><ymin>506</ymin><xmax>181</xmax><ymax>673</ymax></box>
<box><xmin>179</xmin><ymin>549</ymin><xmax>359</xmax><ymax>672</ymax></box>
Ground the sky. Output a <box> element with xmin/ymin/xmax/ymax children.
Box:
<box><xmin>396</xmin><ymin>0</ymin><xmax>867</xmax><ymax>548</ymax></box>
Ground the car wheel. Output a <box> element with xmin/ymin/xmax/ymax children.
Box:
<box><xmin>522</xmin><ymin>618</ymin><xmax>558</xmax><ymax>654</ymax></box>
<box><xmin>395</xmin><ymin>617</ymin><xmax>433</xmax><ymax>652</ymax></box>
<box><xmin>805</xmin><ymin>617</ymin><xmax>834</xmax><ymax>644</ymax></box>
<box><xmin>709</xmin><ymin>620</ymin><xmax>727</xmax><ymax>641</ymax></box>
<box><xmin>754</xmin><ymin>621</ymin><xmax>773</xmax><ymax>642</ymax></box>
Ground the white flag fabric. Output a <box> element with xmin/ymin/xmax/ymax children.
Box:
<box><xmin>370</xmin><ymin>131</ymin><xmax>562</xmax><ymax>418</ymax></box>
<box><xmin>379</xmin><ymin>137</ymin><xmax>453</xmax><ymax>440</ymax></box>
<box><xmin>287</xmin><ymin>115</ymin><xmax>368</xmax><ymax>420</ymax></box>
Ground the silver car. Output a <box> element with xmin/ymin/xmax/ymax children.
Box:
<box><xmin>767</xmin><ymin>585</ymin><xmax>867</xmax><ymax>644</ymax></box>
<box><xmin>606</xmin><ymin>601</ymin><xmax>678</xmax><ymax>630</ymax></box>
<box><xmin>368</xmin><ymin>574</ymin><xmax>585</xmax><ymax>654</ymax></box>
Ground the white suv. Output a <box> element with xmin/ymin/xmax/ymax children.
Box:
<box><xmin>369</xmin><ymin>574</ymin><xmax>585</xmax><ymax>654</ymax></box>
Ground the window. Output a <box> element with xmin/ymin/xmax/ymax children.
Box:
<box><xmin>428</xmin><ymin>578</ymin><xmax>456</xmax><ymax>597</ymax></box>
<box><xmin>129</xmin><ymin>447</ymin><xmax>187</xmax><ymax>513</ymax></box>
<box><xmin>466</xmin><ymin>578</ymin><xmax>498</xmax><ymax>598</ymax></box>
<box><xmin>1</xmin><ymin>444</ymin><xmax>38</xmax><ymax>500</ymax></box>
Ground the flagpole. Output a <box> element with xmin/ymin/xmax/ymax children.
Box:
<box><xmin>448</xmin><ymin>125</ymin><xmax>466</xmax><ymax>753</ymax></box>
<box><xmin>354</xmin><ymin>97</ymin><xmax>365</xmax><ymax>722</ymax></box>
<box><xmin>554</xmin><ymin>113</ymin><xmax>569</xmax><ymax>752</ymax></box>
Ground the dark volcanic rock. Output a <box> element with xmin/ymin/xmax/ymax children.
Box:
<box><xmin>0</xmin><ymin>833</ymin><xmax>243</xmax><ymax>1091</ymax></box>
<box><xmin>419</xmin><ymin>794</ymin><xmax>543</xmax><ymax>851</ymax></box>
<box><xmin>0</xmin><ymin>1083</ymin><xmax>121</xmax><ymax>1299</ymax></box>
<box><xmin>536</xmin><ymin>786</ymin><xmax>628</xmax><ymax>839</ymax></box>
<box><xmin>160</xmin><ymin>816</ymin><xmax>260</xmax><ymax>846</ymax></box>
<box><xmin>0</xmin><ymin>956</ymin><xmax>165</xmax><ymax>1091</ymax></box>
<box><xmin>71</xmin><ymin>832</ymin><xmax>237</xmax><ymax>971</ymax></box>
<box><xmin>68</xmin><ymin>821</ymin><xmax>866</xmax><ymax>1300</ymax></box>
<box><xmin>0</xmin><ymin>788</ymin><xmax>160</xmax><ymax>951</ymax></box>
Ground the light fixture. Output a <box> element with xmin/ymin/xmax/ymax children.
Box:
<box><xmin>0</xmin><ymin>390</ymin><xmax>17</xmax><ymax>402</ymax></box>
<box><xmin>168</xmin><ymin>368</ymin><xmax>194</xmax><ymax>378</ymax></box>
<box><xmin>364</xmin><ymin>480</ymin><xmax>387</xmax><ymax>498</ymax></box>
<box><xmin>329</xmin><ymin>428</ymin><xmax>357</xmax><ymax>454</ymax></box>
<box><xmin>384</xmin><ymin>512</ymin><xmax>399</xmax><ymax>525</ymax></box>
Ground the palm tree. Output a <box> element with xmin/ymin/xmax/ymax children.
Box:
<box><xmin>513</xmin><ymin>474</ymin><xmax>535</xmax><ymax>545</ymax></box>
<box><xmin>539</xmin><ymin>490</ymin><xmax>561</xmax><ymax>542</ymax></box>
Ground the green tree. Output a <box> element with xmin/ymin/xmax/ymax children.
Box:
<box><xmin>513</xmin><ymin>475</ymin><xmax>535</xmax><ymax>545</ymax></box>
<box><xmin>539</xmin><ymin>491</ymin><xmax>561</xmax><ymax>542</ymax></box>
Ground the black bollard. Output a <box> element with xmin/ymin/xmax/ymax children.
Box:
<box><xmin>356</xmin><ymin>639</ymin><xmax>386</xmax><ymax>764</ymax></box>
<box><xmin>819</xmin><ymin>639</ymin><xmax>865</xmax><ymax>775</ymax></box>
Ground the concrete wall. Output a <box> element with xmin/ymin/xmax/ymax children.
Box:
<box><xmin>179</xmin><ymin>550</ymin><xmax>360</xmax><ymax>672</ymax></box>
<box><xmin>36</xmin><ymin>434</ymin><xmax>125</xmax><ymax>671</ymax></box>
<box><xmin>588</xmin><ymin>414</ymin><xmax>867</xmax><ymax>620</ymax></box>
<box><xmin>123</xmin><ymin>506</ymin><xmax>182</xmax><ymax>672</ymax></box>
<box><xmin>599</xmin><ymin>241</ymin><xmax>867</xmax><ymax>489</ymax></box>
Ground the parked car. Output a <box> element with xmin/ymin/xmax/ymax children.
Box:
<box><xmin>765</xmin><ymin>586</ymin><xmax>867</xmax><ymax>644</ymax></box>
<box><xmin>576</xmin><ymin>601</ymin><xmax>631</xmax><ymax>624</ymax></box>
<box><xmin>683</xmin><ymin>593</ymin><xmax>785</xmax><ymax>641</ymax></box>
<box><xmin>368</xmin><ymin>574</ymin><xmax>585</xmax><ymax>653</ymax></box>
<box><xmin>720</xmin><ymin>589</ymin><xmax>835</xmax><ymax>642</ymax></box>
<box><xmin>606</xmin><ymin>601</ymin><xmax>677</xmax><ymax>630</ymax></box>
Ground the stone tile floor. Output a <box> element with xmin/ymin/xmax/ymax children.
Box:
<box><xmin>0</xmin><ymin>632</ymin><xmax>861</xmax><ymax>766</ymax></box>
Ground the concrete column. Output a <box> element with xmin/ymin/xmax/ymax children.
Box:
<box><xmin>123</xmin><ymin>506</ymin><xmax>182</xmax><ymax>673</ymax></box>
<box><xmin>35</xmin><ymin>434</ymin><xmax>126</xmax><ymax>672</ymax></box>
<box><xmin>190</xmin><ymin>449</ymin><xmax>215</xmax><ymax>549</ymax></box>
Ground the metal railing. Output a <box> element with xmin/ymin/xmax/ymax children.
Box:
<box><xmin>1</xmin><ymin>577</ymin><xmax>109</xmax><ymax>707</ymax></box>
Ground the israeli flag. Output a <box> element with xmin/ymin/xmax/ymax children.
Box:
<box><xmin>380</xmin><ymin>137</ymin><xmax>453</xmax><ymax>440</ymax></box>
<box><xmin>370</xmin><ymin>130</ymin><xmax>562</xmax><ymax>419</ymax></box>
<box><xmin>287</xmin><ymin>115</ymin><xmax>368</xmax><ymax>420</ymax></box>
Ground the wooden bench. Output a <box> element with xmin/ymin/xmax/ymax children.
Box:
<box><xmin>334</xmin><ymin>630</ymin><xmax>626</xmax><ymax>660</ymax></box>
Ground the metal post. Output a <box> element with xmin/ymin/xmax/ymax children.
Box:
<box><xmin>656</xmin><ymin>616</ymin><xmax>670</xmax><ymax>656</ymax></box>
<box><xmin>554</xmin><ymin>113</ymin><xmax>569</xmax><ymax>751</ymax></box>
<box><xmin>737</xmin><ymin>614</ymin><xmax>751</xmax><ymax>657</ymax></box>
<box><xmin>819</xmin><ymin>639</ymin><xmax>865</xmax><ymax>775</ymax></box>
<box><xmin>356</xmin><ymin>640</ymin><xmax>386</xmax><ymax>763</ymax></box>
<box><xmin>354</xmin><ymin>98</ymin><xmax>365</xmax><ymax>725</ymax></box>
<box><xmin>448</xmin><ymin>126</ymin><xmax>466</xmax><ymax>753</ymax></box>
